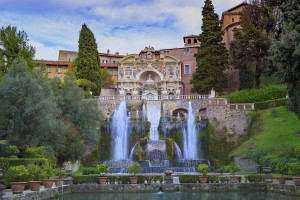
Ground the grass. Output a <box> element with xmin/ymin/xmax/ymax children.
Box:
<box><xmin>234</xmin><ymin>106</ymin><xmax>300</xmax><ymax>155</ymax></box>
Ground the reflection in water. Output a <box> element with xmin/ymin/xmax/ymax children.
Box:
<box><xmin>56</xmin><ymin>192</ymin><xmax>298</xmax><ymax>200</ymax></box>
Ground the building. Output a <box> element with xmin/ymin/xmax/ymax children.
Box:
<box><xmin>221</xmin><ymin>2</ymin><xmax>248</xmax><ymax>49</ymax></box>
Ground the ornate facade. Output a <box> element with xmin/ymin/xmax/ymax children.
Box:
<box><xmin>117</xmin><ymin>47</ymin><xmax>183</xmax><ymax>96</ymax></box>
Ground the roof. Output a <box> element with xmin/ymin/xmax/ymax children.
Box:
<box><xmin>183</xmin><ymin>35</ymin><xmax>198</xmax><ymax>39</ymax></box>
<box><xmin>34</xmin><ymin>60</ymin><xmax>70</xmax><ymax>66</ymax></box>
<box><xmin>223</xmin><ymin>2</ymin><xmax>248</xmax><ymax>13</ymax></box>
<box><xmin>59</xmin><ymin>50</ymin><xmax>125</xmax><ymax>58</ymax></box>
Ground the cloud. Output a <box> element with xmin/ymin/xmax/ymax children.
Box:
<box><xmin>0</xmin><ymin>0</ymin><xmax>245</xmax><ymax>60</ymax></box>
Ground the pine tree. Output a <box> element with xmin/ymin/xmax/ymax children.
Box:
<box><xmin>75</xmin><ymin>24</ymin><xmax>102</xmax><ymax>95</ymax></box>
<box><xmin>270</xmin><ymin>0</ymin><xmax>300</xmax><ymax>119</ymax></box>
<box><xmin>191</xmin><ymin>0</ymin><xmax>228</xmax><ymax>93</ymax></box>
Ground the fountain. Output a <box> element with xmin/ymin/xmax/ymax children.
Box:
<box><xmin>111</xmin><ymin>101</ymin><xmax>130</xmax><ymax>160</ymax></box>
<box><xmin>142</xmin><ymin>104</ymin><xmax>146</xmax><ymax>121</ymax></box>
<box><xmin>183</xmin><ymin>101</ymin><xmax>199</xmax><ymax>160</ymax></box>
<box><xmin>146</xmin><ymin>101</ymin><xmax>161</xmax><ymax>140</ymax></box>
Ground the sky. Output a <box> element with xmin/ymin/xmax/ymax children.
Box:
<box><xmin>0</xmin><ymin>0</ymin><xmax>244</xmax><ymax>60</ymax></box>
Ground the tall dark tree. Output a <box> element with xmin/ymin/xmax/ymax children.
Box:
<box><xmin>229</xmin><ymin>0</ymin><xmax>278</xmax><ymax>89</ymax></box>
<box><xmin>0</xmin><ymin>25</ymin><xmax>35</xmax><ymax>76</ymax></box>
<box><xmin>191</xmin><ymin>0</ymin><xmax>228</xmax><ymax>93</ymax></box>
<box><xmin>270</xmin><ymin>0</ymin><xmax>300</xmax><ymax>119</ymax></box>
<box><xmin>75</xmin><ymin>24</ymin><xmax>101</xmax><ymax>95</ymax></box>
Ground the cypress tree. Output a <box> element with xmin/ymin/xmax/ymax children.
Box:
<box><xmin>270</xmin><ymin>0</ymin><xmax>300</xmax><ymax>119</ymax></box>
<box><xmin>75</xmin><ymin>24</ymin><xmax>101</xmax><ymax>95</ymax></box>
<box><xmin>191</xmin><ymin>0</ymin><xmax>228</xmax><ymax>93</ymax></box>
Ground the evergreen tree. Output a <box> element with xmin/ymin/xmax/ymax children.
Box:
<box><xmin>0</xmin><ymin>59</ymin><xmax>66</xmax><ymax>153</ymax></box>
<box><xmin>270</xmin><ymin>0</ymin><xmax>300</xmax><ymax>119</ymax></box>
<box><xmin>0</xmin><ymin>26</ymin><xmax>35</xmax><ymax>76</ymax></box>
<box><xmin>229</xmin><ymin>0</ymin><xmax>277</xmax><ymax>89</ymax></box>
<box><xmin>75</xmin><ymin>24</ymin><xmax>102</xmax><ymax>95</ymax></box>
<box><xmin>191</xmin><ymin>0</ymin><xmax>228</xmax><ymax>93</ymax></box>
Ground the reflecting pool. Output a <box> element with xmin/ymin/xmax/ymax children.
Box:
<box><xmin>56</xmin><ymin>192</ymin><xmax>298</xmax><ymax>200</ymax></box>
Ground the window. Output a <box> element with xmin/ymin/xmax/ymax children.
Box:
<box><xmin>163</xmin><ymin>50</ymin><xmax>170</xmax><ymax>54</ymax></box>
<box><xmin>112</xmin><ymin>60</ymin><xmax>116</xmax><ymax>64</ymax></box>
<box><xmin>108</xmin><ymin>69</ymin><xmax>113</xmax><ymax>75</ymax></box>
<box><xmin>47</xmin><ymin>67</ymin><xmax>51</xmax><ymax>73</ymax></box>
<box><xmin>187</xmin><ymin>39</ymin><xmax>191</xmax><ymax>44</ymax></box>
<box><xmin>125</xmin><ymin>69</ymin><xmax>132</xmax><ymax>77</ymax></box>
<box><xmin>113</xmin><ymin>70</ymin><xmax>118</xmax><ymax>76</ymax></box>
<box><xmin>183</xmin><ymin>49</ymin><xmax>190</xmax><ymax>55</ymax></box>
<box><xmin>58</xmin><ymin>68</ymin><xmax>62</xmax><ymax>73</ymax></box>
<box><xmin>232</xmin><ymin>18</ymin><xmax>235</xmax><ymax>23</ymax></box>
<box><xmin>184</xmin><ymin>64</ymin><xmax>190</xmax><ymax>74</ymax></box>
<box><xmin>194</xmin><ymin>38</ymin><xmax>197</xmax><ymax>44</ymax></box>
<box><xmin>63</xmin><ymin>67</ymin><xmax>68</xmax><ymax>73</ymax></box>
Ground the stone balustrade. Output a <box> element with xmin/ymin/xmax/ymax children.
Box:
<box><xmin>96</xmin><ymin>94</ymin><xmax>209</xmax><ymax>101</ymax></box>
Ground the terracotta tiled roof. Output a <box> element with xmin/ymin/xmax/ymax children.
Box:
<box><xmin>34</xmin><ymin>60</ymin><xmax>70</xmax><ymax>66</ymax></box>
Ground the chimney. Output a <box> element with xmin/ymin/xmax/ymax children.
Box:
<box><xmin>107</xmin><ymin>49</ymin><xmax>110</xmax><ymax>54</ymax></box>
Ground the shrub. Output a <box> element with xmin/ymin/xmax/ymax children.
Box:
<box><xmin>97</xmin><ymin>164</ymin><xmax>109</xmax><ymax>175</ymax></box>
<box><xmin>219</xmin><ymin>176</ymin><xmax>229</xmax><ymax>183</ymax></box>
<box><xmin>179</xmin><ymin>175</ymin><xmax>199</xmax><ymax>183</ymax></box>
<box><xmin>127</xmin><ymin>163</ymin><xmax>141</xmax><ymax>175</ymax></box>
<box><xmin>276</xmin><ymin>162</ymin><xmax>288</xmax><ymax>176</ymax></box>
<box><xmin>286</xmin><ymin>162</ymin><xmax>300</xmax><ymax>176</ymax></box>
<box><xmin>245</xmin><ymin>174</ymin><xmax>265</xmax><ymax>183</ymax></box>
<box><xmin>27</xmin><ymin>164</ymin><xmax>42</xmax><ymax>181</ymax></box>
<box><xmin>40</xmin><ymin>165</ymin><xmax>54</xmax><ymax>180</ymax></box>
<box><xmin>0</xmin><ymin>158</ymin><xmax>48</xmax><ymax>172</ymax></box>
<box><xmin>82</xmin><ymin>167</ymin><xmax>98</xmax><ymax>175</ymax></box>
<box><xmin>254</xmin><ymin>98</ymin><xmax>287</xmax><ymax>110</ymax></box>
<box><xmin>72</xmin><ymin>175</ymin><xmax>98</xmax><ymax>184</ymax></box>
<box><xmin>198</xmin><ymin>164</ymin><xmax>209</xmax><ymax>176</ymax></box>
<box><xmin>227</xmin><ymin>164</ymin><xmax>239</xmax><ymax>175</ymax></box>
<box><xmin>54</xmin><ymin>169</ymin><xmax>67</xmax><ymax>179</ymax></box>
<box><xmin>208</xmin><ymin>175</ymin><xmax>219</xmax><ymax>183</ymax></box>
<box><xmin>2</xmin><ymin>165</ymin><xmax>29</xmax><ymax>185</ymax></box>
<box><xmin>6</xmin><ymin>145</ymin><xmax>20</xmax><ymax>157</ymax></box>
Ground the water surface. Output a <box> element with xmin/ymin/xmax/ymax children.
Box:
<box><xmin>56</xmin><ymin>192</ymin><xmax>298</xmax><ymax>200</ymax></box>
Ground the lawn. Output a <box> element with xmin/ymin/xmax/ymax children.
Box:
<box><xmin>234</xmin><ymin>106</ymin><xmax>300</xmax><ymax>156</ymax></box>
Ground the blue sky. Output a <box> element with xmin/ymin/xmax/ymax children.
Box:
<box><xmin>0</xmin><ymin>0</ymin><xmax>244</xmax><ymax>60</ymax></box>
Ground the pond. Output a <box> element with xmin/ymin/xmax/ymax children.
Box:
<box><xmin>56</xmin><ymin>192</ymin><xmax>298</xmax><ymax>200</ymax></box>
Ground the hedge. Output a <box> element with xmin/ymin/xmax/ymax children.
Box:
<box><xmin>179</xmin><ymin>175</ymin><xmax>199</xmax><ymax>183</ymax></box>
<box><xmin>245</xmin><ymin>174</ymin><xmax>265</xmax><ymax>183</ymax></box>
<box><xmin>254</xmin><ymin>98</ymin><xmax>287</xmax><ymax>110</ymax></box>
<box><xmin>82</xmin><ymin>167</ymin><xmax>98</xmax><ymax>175</ymax></box>
<box><xmin>72</xmin><ymin>175</ymin><xmax>163</xmax><ymax>184</ymax></box>
<box><xmin>224</xmin><ymin>85</ymin><xmax>287</xmax><ymax>103</ymax></box>
<box><xmin>0</xmin><ymin>158</ymin><xmax>48</xmax><ymax>171</ymax></box>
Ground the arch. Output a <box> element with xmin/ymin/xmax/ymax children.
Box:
<box><xmin>172</xmin><ymin>108</ymin><xmax>188</xmax><ymax>118</ymax></box>
<box><xmin>136</xmin><ymin>68</ymin><xmax>164</xmax><ymax>80</ymax></box>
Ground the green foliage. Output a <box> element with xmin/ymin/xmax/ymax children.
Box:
<box><xmin>40</xmin><ymin>164</ymin><xmax>54</xmax><ymax>180</ymax></box>
<box><xmin>127</xmin><ymin>163</ymin><xmax>141</xmax><ymax>175</ymax></box>
<box><xmin>6</xmin><ymin>145</ymin><xmax>20</xmax><ymax>156</ymax></box>
<box><xmin>223</xmin><ymin>85</ymin><xmax>287</xmax><ymax>103</ymax></box>
<box><xmin>72</xmin><ymin>175</ymin><xmax>98</xmax><ymax>184</ymax></box>
<box><xmin>54</xmin><ymin>168</ymin><xmax>67</xmax><ymax>178</ymax></box>
<box><xmin>97</xmin><ymin>164</ymin><xmax>109</xmax><ymax>175</ymax></box>
<box><xmin>0</xmin><ymin>25</ymin><xmax>35</xmax><ymax>75</ymax></box>
<box><xmin>226</xmin><ymin>164</ymin><xmax>239</xmax><ymax>175</ymax></box>
<box><xmin>245</xmin><ymin>174</ymin><xmax>265</xmax><ymax>183</ymax></box>
<box><xmin>3</xmin><ymin>165</ymin><xmax>29</xmax><ymax>184</ymax></box>
<box><xmin>276</xmin><ymin>162</ymin><xmax>288</xmax><ymax>176</ymax></box>
<box><xmin>0</xmin><ymin>59</ymin><xmax>66</xmax><ymax>155</ymax></box>
<box><xmin>27</xmin><ymin>164</ymin><xmax>41</xmax><ymax>181</ymax></box>
<box><xmin>25</xmin><ymin>146</ymin><xmax>48</xmax><ymax>158</ymax></box>
<box><xmin>219</xmin><ymin>176</ymin><xmax>229</xmax><ymax>183</ymax></box>
<box><xmin>198</xmin><ymin>164</ymin><xmax>209</xmax><ymax>176</ymax></box>
<box><xmin>254</xmin><ymin>98</ymin><xmax>286</xmax><ymax>110</ymax></box>
<box><xmin>81</xmin><ymin>167</ymin><xmax>98</xmax><ymax>175</ymax></box>
<box><xmin>179</xmin><ymin>175</ymin><xmax>199</xmax><ymax>183</ymax></box>
<box><xmin>75</xmin><ymin>24</ymin><xmax>101</xmax><ymax>95</ymax></box>
<box><xmin>0</xmin><ymin>158</ymin><xmax>48</xmax><ymax>172</ymax></box>
<box><xmin>165</xmin><ymin>138</ymin><xmax>175</xmax><ymax>160</ymax></box>
<box><xmin>100</xmin><ymin>67</ymin><xmax>114</xmax><ymax>88</ymax></box>
<box><xmin>286</xmin><ymin>162</ymin><xmax>300</xmax><ymax>176</ymax></box>
<box><xmin>270</xmin><ymin>0</ymin><xmax>300</xmax><ymax>119</ymax></box>
<box><xmin>191</xmin><ymin>0</ymin><xmax>228</xmax><ymax>93</ymax></box>
<box><xmin>229</xmin><ymin>0</ymin><xmax>277</xmax><ymax>88</ymax></box>
<box><xmin>208</xmin><ymin>175</ymin><xmax>219</xmax><ymax>183</ymax></box>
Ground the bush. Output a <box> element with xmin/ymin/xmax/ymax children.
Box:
<box><xmin>6</xmin><ymin>145</ymin><xmax>20</xmax><ymax>157</ymax></box>
<box><xmin>208</xmin><ymin>175</ymin><xmax>219</xmax><ymax>183</ymax></box>
<box><xmin>0</xmin><ymin>158</ymin><xmax>48</xmax><ymax>172</ymax></box>
<box><xmin>223</xmin><ymin>85</ymin><xmax>287</xmax><ymax>103</ymax></box>
<box><xmin>245</xmin><ymin>174</ymin><xmax>265</xmax><ymax>183</ymax></box>
<box><xmin>286</xmin><ymin>162</ymin><xmax>300</xmax><ymax>176</ymax></box>
<box><xmin>54</xmin><ymin>169</ymin><xmax>67</xmax><ymax>178</ymax></box>
<box><xmin>198</xmin><ymin>164</ymin><xmax>209</xmax><ymax>176</ymax></box>
<box><xmin>2</xmin><ymin>165</ymin><xmax>29</xmax><ymax>185</ymax></box>
<box><xmin>127</xmin><ymin>163</ymin><xmax>141</xmax><ymax>175</ymax></box>
<box><xmin>72</xmin><ymin>175</ymin><xmax>98</xmax><ymax>184</ymax></box>
<box><xmin>97</xmin><ymin>164</ymin><xmax>109</xmax><ymax>175</ymax></box>
<box><xmin>40</xmin><ymin>165</ymin><xmax>54</xmax><ymax>180</ymax></box>
<box><xmin>219</xmin><ymin>176</ymin><xmax>229</xmax><ymax>183</ymax></box>
<box><xmin>27</xmin><ymin>164</ymin><xmax>42</xmax><ymax>181</ymax></box>
<box><xmin>82</xmin><ymin>167</ymin><xmax>98</xmax><ymax>175</ymax></box>
<box><xmin>227</xmin><ymin>164</ymin><xmax>239</xmax><ymax>175</ymax></box>
<box><xmin>179</xmin><ymin>175</ymin><xmax>199</xmax><ymax>183</ymax></box>
<box><xmin>276</xmin><ymin>162</ymin><xmax>288</xmax><ymax>176</ymax></box>
<box><xmin>254</xmin><ymin>98</ymin><xmax>287</xmax><ymax>110</ymax></box>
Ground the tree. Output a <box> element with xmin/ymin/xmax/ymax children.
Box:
<box><xmin>75</xmin><ymin>24</ymin><xmax>102</xmax><ymax>95</ymax></box>
<box><xmin>0</xmin><ymin>25</ymin><xmax>35</xmax><ymax>76</ymax></box>
<box><xmin>0</xmin><ymin>59</ymin><xmax>66</xmax><ymax>153</ymax></box>
<box><xmin>270</xmin><ymin>0</ymin><xmax>300</xmax><ymax>119</ymax></box>
<box><xmin>100</xmin><ymin>67</ymin><xmax>114</xmax><ymax>88</ymax></box>
<box><xmin>229</xmin><ymin>0</ymin><xmax>278</xmax><ymax>89</ymax></box>
<box><xmin>191</xmin><ymin>0</ymin><xmax>228</xmax><ymax>93</ymax></box>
